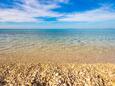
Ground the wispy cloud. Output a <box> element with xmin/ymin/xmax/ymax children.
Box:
<box><xmin>0</xmin><ymin>0</ymin><xmax>68</xmax><ymax>22</ymax></box>
<box><xmin>58</xmin><ymin>6</ymin><xmax>115</xmax><ymax>22</ymax></box>
<box><xmin>0</xmin><ymin>0</ymin><xmax>115</xmax><ymax>23</ymax></box>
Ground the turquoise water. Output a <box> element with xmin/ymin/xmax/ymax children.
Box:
<box><xmin>0</xmin><ymin>29</ymin><xmax>115</xmax><ymax>51</ymax></box>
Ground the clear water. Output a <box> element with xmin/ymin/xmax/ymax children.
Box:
<box><xmin>0</xmin><ymin>29</ymin><xmax>115</xmax><ymax>51</ymax></box>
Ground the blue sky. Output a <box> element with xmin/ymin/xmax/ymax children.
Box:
<box><xmin>0</xmin><ymin>0</ymin><xmax>115</xmax><ymax>29</ymax></box>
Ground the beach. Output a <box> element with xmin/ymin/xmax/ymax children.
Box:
<box><xmin>0</xmin><ymin>63</ymin><xmax>115</xmax><ymax>86</ymax></box>
<box><xmin>1</xmin><ymin>43</ymin><xmax>115</xmax><ymax>64</ymax></box>
<box><xmin>0</xmin><ymin>29</ymin><xmax>115</xmax><ymax>85</ymax></box>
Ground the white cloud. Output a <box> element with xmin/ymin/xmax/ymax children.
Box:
<box><xmin>0</xmin><ymin>9</ymin><xmax>38</xmax><ymax>22</ymax></box>
<box><xmin>0</xmin><ymin>0</ymin><xmax>115</xmax><ymax>23</ymax></box>
<box><xmin>58</xmin><ymin>7</ymin><xmax>115</xmax><ymax>22</ymax></box>
<box><xmin>0</xmin><ymin>0</ymin><xmax>67</xmax><ymax>22</ymax></box>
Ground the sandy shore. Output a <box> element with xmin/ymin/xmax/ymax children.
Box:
<box><xmin>0</xmin><ymin>44</ymin><xmax>115</xmax><ymax>86</ymax></box>
<box><xmin>0</xmin><ymin>44</ymin><xmax>115</xmax><ymax>63</ymax></box>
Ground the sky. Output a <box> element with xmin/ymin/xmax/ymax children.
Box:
<box><xmin>0</xmin><ymin>0</ymin><xmax>115</xmax><ymax>29</ymax></box>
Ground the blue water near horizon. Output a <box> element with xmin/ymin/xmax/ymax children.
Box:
<box><xmin>0</xmin><ymin>29</ymin><xmax>115</xmax><ymax>51</ymax></box>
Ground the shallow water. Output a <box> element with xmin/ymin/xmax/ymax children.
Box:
<box><xmin>0</xmin><ymin>29</ymin><xmax>115</xmax><ymax>48</ymax></box>
<box><xmin>0</xmin><ymin>29</ymin><xmax>115</xmax><ymax>63</ymax></box>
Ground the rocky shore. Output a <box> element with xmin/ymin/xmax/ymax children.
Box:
<box><xmin>0</xmin><ymin>63</ymin><xmax>115</xmax><ymax>86</ymax></box>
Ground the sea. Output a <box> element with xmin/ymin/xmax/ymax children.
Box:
<box><xmin>0</xmin><ymin>29</ymin><xmax>115</xmax><ymax>63</ymax></box>
<box><xmin>0</xmin><ymin>29</ymin><xmax>115</xmax><ymax>51</ymax></box>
